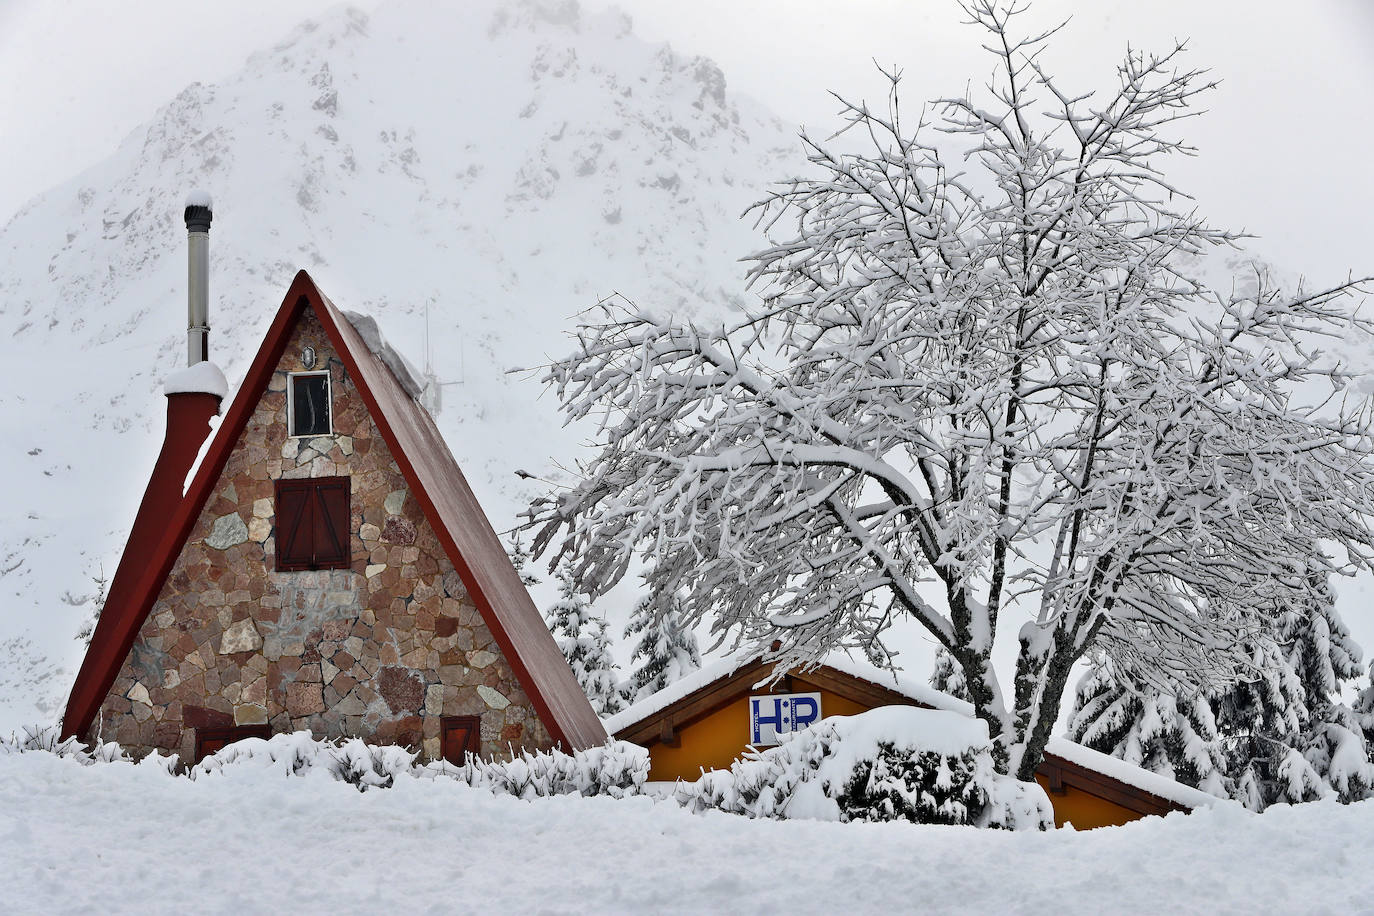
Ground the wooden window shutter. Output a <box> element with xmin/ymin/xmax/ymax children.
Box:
<box><xmin>440</xmin><ymin>715</ymin><xmax>482</xmax><ymax>765</ymax></box>
<box><xmin>275</xmin><ymin>476</ymin><xmax>351</xmax><ymax>571</ymax></box>
<box><xmin>275</xmin><ymin>483</ymin><xmax>311</xmax><ymax>567</ymax></box>
<box><xmin>312</xmin><ymin>478</ymin><xmax>349</xmax><ymax>566</ymax></box>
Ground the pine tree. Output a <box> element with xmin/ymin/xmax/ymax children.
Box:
<box><xmin>1214</xmin><ymin>569</ymin><xmax>1373</xmax><ymax>807</ymax></box>
<box><xmin>507</xmin><ymin>534</ymin><xmax>540</xmax><ymax>587</ymax></box>
<box><xmin>1073</xmin><ymin>563</ymin><xmax>1374</xmax><ymax>809</ymax></box>
<box><xmin>929</xmin><ymin>647</ymin><xmax>970</xmax><ymax>702</ymax></box>
<box><xmin>74</xmin><ymin>566</ymin><xmax>108</xmax><ymax>648</ymax></box>
<box><xmin>544</xmin><ymin>564</ymin><xmax>624</xmax><ymax>717</ymax></box>
<box><xmin>575</xmin><ymin>614</ymin><xmax>626</xmax><ymax>718</ymax></box>
<box><xmin>545</xmin><ymin>564</ymin><xmax>594</xmax><ymax>673</ymax></box>
<box><xmin>624</xmin><ymin>588</ymin><xmax>701</xmax><ymax>703</ymax></box>
<box><xmin>1068</xmin><ymin>658</ymin><xmax>1228</xmax><ymax>797</ymax></box>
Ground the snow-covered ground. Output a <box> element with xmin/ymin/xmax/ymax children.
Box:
<box><xmin>1</xmin><ymin>748</ymin><xmax>1369</xmax><ymax>914</ymax></box>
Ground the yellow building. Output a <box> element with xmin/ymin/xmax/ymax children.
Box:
<box><xmin>608</xmin><ymin>654</ymin><xmax>1219</xmax><ymax>829</ymax></box>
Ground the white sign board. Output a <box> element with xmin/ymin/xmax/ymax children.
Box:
<box><xmin>749</xmin><ymin>692</ymin><xmax>823</xmax><ymax>745</ymax></box>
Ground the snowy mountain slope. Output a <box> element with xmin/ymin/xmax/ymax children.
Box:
<box><xmin>0</xmin><ymin>0</ymin><xmax>801</xmax><ymax>729</ymax></box>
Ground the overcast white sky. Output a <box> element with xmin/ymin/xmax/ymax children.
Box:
<box><xmin>1</xmin><ymin>0</ymin><xmax>1369</xmax><ymax>284</ymax></box>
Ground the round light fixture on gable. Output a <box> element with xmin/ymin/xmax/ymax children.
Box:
<box><xmin>301</xmin><ymin>346</ymin><xmax>317</xmax><ymax>370</ymax></box>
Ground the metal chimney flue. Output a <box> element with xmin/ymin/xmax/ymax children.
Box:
<box><xmin>183</xmin><ymin>191</ymin><xmax>213</xmax><ymax>366</ymax></box>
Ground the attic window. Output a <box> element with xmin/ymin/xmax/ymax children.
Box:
<box><xmin>288</xmin><ymin>371</ymin><xmax>331</xmax><ymax>437</ymax></box>
<box><xmin>194</xmin><ymin>724</ymin><xmax>270</xmax><ymax>763</ymax></box>
<box><xmin>275</xmin><ymin>476</ymin><xmax>351</xmax><ymax>571</ymax></box>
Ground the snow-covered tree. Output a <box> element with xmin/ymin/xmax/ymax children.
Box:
<box><xmin>507</xmin><ymin>533</ymin><xmax>540</xmax><ymax>587</ymax></box>
<box><xmin>1068</xmin><ymin>658</ymin><xmax>1227</xmax><ymax>797</ymax></box>
<box><xmin>1213</xmin><ymin>571</ymin><xmax>1373</xmax><ymax>807</ymax></box>
<box><xmin>929</xmin><ymin>647</ymin><xmax>970</xmax><ymax>703</ymax></box>
<box><xmin>1074</xmin><ymin>565</ymin><xmax>1374</xmax><ymax>808</ymax></box>
<box><xmin>74</xmin><ymin>566</ymin><xmax>108</xmax><ymax>648</ymax></box>
<box><xmin>529</xmin><ymin>1</ymin><xmax>1374</xmax><ymax>779</ymax></box>
<box><xmin>545</xmin><ymin>564</ymin><xmax>594</xmax><ymax>672</ymax></box>
<box><xmin>624</xmin><ymin>586</ymin><xmax>702</xmax><ymax>703</ymax></box>
<box><xmin>544</xmin><ymin>564</ymin><xmax>624</xmax><ymax>717</ymax></box>
<box><xmin>575</xmin><ymin>613</ymin><xmax>626</xmax><ymax>718</ymax></box>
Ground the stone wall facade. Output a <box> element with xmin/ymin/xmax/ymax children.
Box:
<box><xmin>92</xmin><ymin>310</ymin><xmax>554</xmax><ymax>762</ymax></box>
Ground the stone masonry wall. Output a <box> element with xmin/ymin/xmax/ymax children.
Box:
<box><xmin>92</xmin><ymin>310</ymin><xmax>554</xmax><ymax>762</ymax></box>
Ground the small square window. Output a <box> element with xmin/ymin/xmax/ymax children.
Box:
<box><xmin>288</xmin><ymin>371</ymin><xmax>331</xmax><ymax>437</ymax></box>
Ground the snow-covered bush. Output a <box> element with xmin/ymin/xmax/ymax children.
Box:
<box><xmin>674</xmin><ymin>707</ymin><xmax>1051</xmax><ymax>830</ymax></box>
<box><xmin>2</xmin><ymin>723</ymin><xmax>128</xmax><ymax>764</ymax></box>
<box><xmin>432</xmin><ymin>739</ymin><xmax>649</xmax><ymax>799</ymax></box>
<box><xmin>190</xmin><ymin>733</ymin><xmax>419</xmax><ymax>790</ymax></box>
<box><xmin>9</xmin><ymin>727</ymin><xmax>650</xmax><ymax>801</ymax></box>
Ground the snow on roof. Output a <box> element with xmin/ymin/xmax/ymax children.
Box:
<box><xmin>1042</xmin><ymin>736</ymin><xmax>1225</xmax><ymax>811</ymax></box>
<box><xmin>184</xmin><ymin>189</ymin><xmax>213</xmax><ymax>210</ymax></box>
<box><xmin>607</xmin><ymin>649</ymin><xmax>1227</xmax><ymax>811</ymax></box>
<box><xmin>163</xmin><ymin>360</ymin><xmax>228</xmax><ymax>399</ymax></box>
<box><xmin>341</xmin><ymin>309</ymin><xmax>423</xmax><ymax>399</ymax></box>
<box><xmin>602</xmin><ymin>651</ymin><xmax>758</xmax><ymax>735</ymax></box>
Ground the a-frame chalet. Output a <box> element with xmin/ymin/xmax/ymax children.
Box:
<box><xmin>62</xmin><ymin>199</ymin><xmax>606</xmax><ymax>763</ymax></box>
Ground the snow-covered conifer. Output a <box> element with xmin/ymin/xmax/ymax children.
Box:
<box><xmin>545</xmin><ymin>564</ymin><xmax>594</xmax><ymax>673</ymax></box>
<box><xmin>74</xmin><ymin>567</ymin><xmax>108</xmax><ymax>647</ymax></box>
<box><xmin>624</xmin><ymin>588</ymin><xmax>702</xmax><ymax>702</ymax></box>
<box><xmin>1068</xmin><ymin>658</ymin><xmax>1227</xmax><ymax>797</ymax></box>
<box><xmin>1078</xmin><ymin>564</ymin><xmax>1374</xmax><ymax>808</ymax></box>
<box><xmin>1213</xmin><ymin>576</ymin><xmax>1374</xmax><ymax>808</ymax></box>
<box><xmin>544</xmin><ymin>564</ymin><xmax>624</xmax><ymax>716</ymax></box>
<box><xmin>930</xmin><ymin>647</ymin><xmax>970</xmax><ymax>702</ymax></box>
<box><xmin>574</xmin><ymin>614</ymin><xmax>626</xmax><ymax>718</ymax></box>
<box><xmin>507</xmin><ymin>534</ymin><xmax>540</xmax><ymax>587</ymax></box>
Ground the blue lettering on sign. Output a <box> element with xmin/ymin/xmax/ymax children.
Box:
<box><xmin>750</xmin><ymin>692</ymin><xmax>823</xmax><ymax>745</ymax></box>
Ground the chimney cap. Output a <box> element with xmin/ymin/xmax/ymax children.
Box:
<box><xmin>184</xmin><ymin>190</ymin><xmax>213</xmax><ymax>232</ymax></box>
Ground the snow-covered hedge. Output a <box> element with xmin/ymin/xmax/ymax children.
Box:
<box><xmin>430</xmin><ymin>740</ymin><xmax>648</xmax><ymax>798</ymax></box>
<box><xmin>674</xmin><ymin>707</ymin><xmax>1053</xmax><ymax>830</ymax></box>
<box><xmin>3</xmin><ymin>725</ymin><xmax>648</xmax><ymax>798</ymax></box>
<box><xmin>6</xmin><ymin>715</ymin><xmax>1048</xmax><ymax>829</ymax></box>
<box><xmin>0</xmin><ymin>724</ymin><xmax>128</xmax><ymax>764</ymax></box>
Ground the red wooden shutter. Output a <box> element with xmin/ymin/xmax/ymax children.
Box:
<box><xmin>312</xmin><ymin>478</ymin><xmax>350</xmax><ymax>566</ymax></box>
<box><xmin>275</xmin><ymin>477</ymin><xmax>350</xmax><ymax>571</ymax></box>
<box><xmin>275</xmin><ymin>481</ymin><xmax>312</xmax><ymax>571</ymax></box>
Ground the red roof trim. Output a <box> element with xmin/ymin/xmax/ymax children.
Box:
<box><xmin>64</xmin><ymin>271</ymin><xmax>605</xmax><ymax>750</ymax></box>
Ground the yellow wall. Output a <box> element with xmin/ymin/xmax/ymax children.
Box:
<box><xmin>648</xmin><ymin>680</ymin><xmax>867</xmax><ymax>782</ymax></box>
<box><xmin>645</xmin><ymin>680</ymin><xmax>1149</xmax><ymax>828</ymax></box>
<box><xmin>1032</xmin><ymin>774</ymin><xmax>1140</xmax><ymax>829</ymax></box>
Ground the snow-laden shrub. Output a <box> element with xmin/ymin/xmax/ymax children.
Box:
<box><xmin>191</xmin><ymin>732</ymin><xmax>419</xmax><ymax>790</ymax></box>
<box><xmin>5</xmin><ymin>726</ymin><xmax>650</xmax><ymax>799</ymax></box>
<box><xmin>674</xmin><ymin>707</ymin><xmax>1052</xmax><ymax>830</ymax></box>
<box><xmin>2</xmin><ymin>724</ymin><xmax>128</xmax><ymax>764</ymax></box>
<box><xmin>427</xmin><ymin>739</ymin><xmax>649</xmax><ymax>799</ymax></box>
<box><xmin>181</xmin><ymin>730</ymin><xmax>649</xmax><ymax>798</ymax></box>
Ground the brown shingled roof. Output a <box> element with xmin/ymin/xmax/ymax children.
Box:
<box><xmin>63</xmin><ymin>270</ymin><xmax>607</xmax><ymax>750</ymax></box>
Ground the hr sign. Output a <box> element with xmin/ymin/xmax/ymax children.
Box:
<box><xmin>749</xmin><ymin>692</ymin><xmax>823</xmax><ymax>745</ymax></box>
